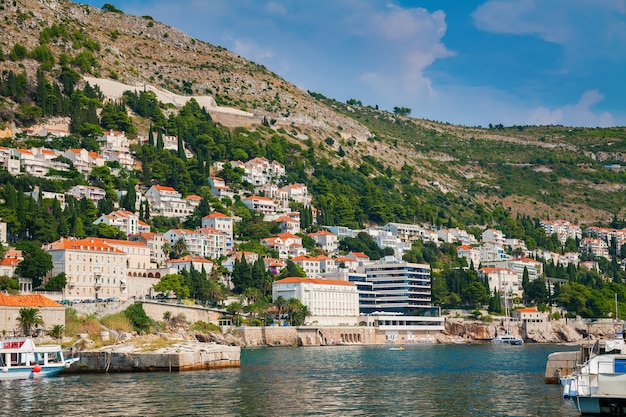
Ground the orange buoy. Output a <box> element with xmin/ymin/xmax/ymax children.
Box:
<box><xmin>32</xmin><ymin>365</ymin><xmax>42</xmax><ymax>373</ymax></box>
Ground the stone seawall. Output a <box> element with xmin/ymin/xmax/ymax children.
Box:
<box><xmin>66</xmin><ymin>342</ymin><xmax>240</xmax><ymax>373</ymax></box>
<box><xmin>235</xmin><ymin>326</ymin><xmax>385</xmax><ymax>346</ymax></box>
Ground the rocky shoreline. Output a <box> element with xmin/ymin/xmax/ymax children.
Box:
<box><xmin>443</xmin><ymin>317</ymin><xmax>616</xmax><ymax>344</ymax></box>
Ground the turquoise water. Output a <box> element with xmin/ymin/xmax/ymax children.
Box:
<box><xmin>0</xmin><ymin>344</ymin><xmax>579</xmax><ymax>416</ymax></box>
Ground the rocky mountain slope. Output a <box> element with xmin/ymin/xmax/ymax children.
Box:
<box><xmin>1</xmin><ymin>0</ymin><xmax>625</xmax><ymax>224</ymax></box>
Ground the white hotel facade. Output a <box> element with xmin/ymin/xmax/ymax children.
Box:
<box><xmin>272</xmin><ymin>277</ymin><xmax>359</xmax><ymax>326</ymax></box>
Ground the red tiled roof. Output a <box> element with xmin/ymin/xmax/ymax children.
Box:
<box><xmin>153</xmin><ymin>185</ymin><xmax>178</xmax><ymax>192</ymax></box>
<box><xmin>0</xmin><ymin>294</ymin><xmax>62</xmax><ymax>307</ymax></box>
<box><xmin>203</xmin><ymin>212</ymin><xmax>230</xmax><ymax>219</ymax></box>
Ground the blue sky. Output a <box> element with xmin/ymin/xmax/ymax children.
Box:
<box><xmin>81</xmin><ymin>0</ymin><xmax>626</xmax><ymax>128</ymax></box>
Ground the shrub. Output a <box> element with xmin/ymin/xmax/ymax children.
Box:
<box><xmin>101</xmin><ymin>312</ymin><xmax>134</xmax><ymax>332</ymax></box>
<box><xmin>124</xmin><ymin>303</ymin><xmax>152</xmax><ymax>333</ymax></box>
<box><xmin>189</xmin><ymin>321</ymin><xmax>220</xmax><ymax>333</ymax></box>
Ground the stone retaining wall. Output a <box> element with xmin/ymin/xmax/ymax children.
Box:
<box><xmin>235</xmin><ymin>326</ymin><xmax>384</xmax><ymax>346</ymax></box>
<box><xmin>67</xmin><ymin>344</ymin><xmax>240</xmax><ymax>373</ymax></box>
<box><xmin>141</xmin><ymin>301</ymin><xmax>223</xmax><ymax>324</ymax></box>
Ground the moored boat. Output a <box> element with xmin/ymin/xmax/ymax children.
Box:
<box><xmin>0</xmin><ymin>338</ymin><xmax>78</xmax><ymax>380</ymax></box>
<box><xmin>561</xmin><ymin>336</ymin><xmax>626</xmax><ymax>415</ymax></box>
<box><xmin>491</xmin><ymin>334</ymin><xmax>524</xmax><ymax>346</ymax></box>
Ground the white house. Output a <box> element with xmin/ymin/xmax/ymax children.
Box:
<box><xmin>242</xmin><ymin>196</ymin><xmax>278</xmax><ymax>217</ymax></box>
<box><xmin>145</xmin><ymin>185</ymin><xmax>199</xmax><ymax>220</ymax></box>
<box><xmin>68</xmin><ymin>184</ymin><xmax>106</xmax><ymax>202</ymax></box>
<box><xmin>167</xmin><ymin>255</ymin><xmax>213</xmax><ymax>275</ymax></box>
<box><xmin>478</xmin><ymin>267</ymin><xmax>522</xmax><ymax>299</ymax></box>
<box><xmin>482</xmin><ymin>229</ymin><xmax>506</xmax><ymax>245</ymax></box>
<box><xmin>208</xmin><ymin>176</ymin><xmax>234</xmax><ymax>199</ymax></box>
<box><xmin>98</xmin><ymin>130</ymin><xmax>130</xmax><ymax>153</ymax></box>
<box><xmin>308</xmin><ymin>230</ymin><xmax>339</xmax><ymax>254</ymax></box>
<box><xmin>261</xmin><ymin>233</ymin><xmax>306</xmax><ymax>260</ymax></box>
<box><xmin>93</xmin><ymin>209</ymin><xmax>140</xmax><ymax>236</ymax></box>
<box><xmin>202</xmin><ymin>212</ymin><xmax>233</xmax><ymax>241</ymax></box>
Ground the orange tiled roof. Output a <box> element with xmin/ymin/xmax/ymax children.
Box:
<box><xmin>0</xmin><ymin>258</ymin><xmax>20</xmax><ymax>266</ymax></box>
<box><xmin>203</xmin><ymin>212</ymin><xmax>230</xmax><ymax>219</ymax></box>
<box><xmin>0</xmin><ymin>294</ymin><xmax>63</xmax><ymax>307</ymax></box>
<box><xmin>153</xmin><ymin>185</ymin><xmax>178</xmax><ymax>192</ymax></box>
<box><xmin>516</xmin><ymin>307</ymin><xmax>540</xmax><ymax>313</ymax></box>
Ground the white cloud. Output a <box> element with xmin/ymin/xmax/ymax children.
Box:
<box><xmin>355</xmin><ymin>5</ymin><xmax>454</xmax><ymax>102</ymax></box>
<box><xmin>527</xmin><ymin>90</ymin><xmax>614</xmax><ymax>127</ymax></box>
<box><xmin>472</xmin><ymin>0</ymin><xmax>626</xmax><ymax>59</ymax></box>
<box><xmin>265</xmin><ymin>1</ymin><xmax>287</xmax><ymax>16</ymax></box>
<box><xmin>232</xmin><ymin>39</ymin><xmax>274</xmax><ymax>62</ymax></box>
<box><xmin>472</xmin><ymin>0</ymin><xmax>570</xmax><ymax>44</ymax></box>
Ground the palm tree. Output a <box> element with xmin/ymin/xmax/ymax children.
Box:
<box><xmin>242</xmin><ymin>287</ymin><xmax>261</xmax><ymax>305</ymax></box>
<box><xmin>226</xmin><ymin>302</ymin><xmax>244</xmax><ymax>326</ymax></box>
<box><xmin>163</xmin><ymin>311</ymin><xmax>172</xmax><ymax>326</ymax></box>
<box><xmin>274</xmin><ymin>296</ymin><xmax>287</xmax><ymax>324</ymax></box>
<box><xmin>204</xmin><ymin>279</ymin><xmax>226</xmax><ymax>306</ymax></box>
<box><xmin>287</xmin><ymin>297</ymin><xmax>303</xmax><ymax>326</ymax></box>
<box><xmin>293</xmin><ymin>305</ymin><xmax>311</xmax><ymax>326</ymax></box>
<box><xmin>48</xmin><ymin>324</ymin><xmax>65</xmax><ymax>341</ymax></box>
<box><xmin>17</xmin><ymin>307</ymin><xmax>44</xmax><ymax>337</ymax></box>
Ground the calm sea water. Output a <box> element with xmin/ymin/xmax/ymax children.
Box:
<box><xmin>1</xmin><ymin>343</ymin><xmax>580</xmax><ymax>417</ymax></box>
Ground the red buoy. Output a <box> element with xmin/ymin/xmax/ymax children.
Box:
<box><xmin>32</xmin><ymin>365</ymin><xmax>42</xmax><ymax>373</ymax></box>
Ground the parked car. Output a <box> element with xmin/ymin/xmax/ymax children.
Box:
<box><xmin>105</xmin><ymin>297</ymin><xmax>120</xmax><ymax>302</ymax></box>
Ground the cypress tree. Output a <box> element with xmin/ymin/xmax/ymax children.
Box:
<box><xmin>148</xmin><ymin>125</ymin><xmax>154</xmax><ymax>146</ymax></box>
<box><xmin>156</xmin><ymin>129</ymin><xmax>164</xmax><ymax>150</ymax></box>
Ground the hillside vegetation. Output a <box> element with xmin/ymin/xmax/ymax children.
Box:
<box><xmin>1</xmin><ymin>0</ymin><xmax>625</xmax><ymax>225</ymax></box>
<box><xmin>1</xmin><ymin>0</ymin><xmax>626</xmax><ymax>318</ymax></box>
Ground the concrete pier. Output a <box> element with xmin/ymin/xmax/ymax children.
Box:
<box><xmin>544</xmin><ymin>350</ymin><xmax>582</xmax><ymax>384</ymax></box>
<box><xmin>66</xmin><ymin>342</ymin><xmax>240</xmax><ymax>373</ymax></box>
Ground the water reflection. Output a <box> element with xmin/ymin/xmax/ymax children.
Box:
<box><xmin>1</xmin><ymin>344</ymin><xmax>579</xmax><ymax>417</ymax></box>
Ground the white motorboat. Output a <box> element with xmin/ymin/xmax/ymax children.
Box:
<box><xmin>561</xmin><ymin>336</ymin><xmax>626</xmax><ymax>415</ymax></box>
<box><xmin>491</xmin><ymin>333</ymin><xmax>524</xmax><ymax>345</ymax></box>
<box><xmin>0</xmin><ymin>338</ymin><xmax>78</xmax><ymax>380</ymax></box>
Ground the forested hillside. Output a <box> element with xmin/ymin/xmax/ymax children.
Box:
<box><xmin>1</xmin><ymin>0</ymin><xmax>626</xmax><ymax>318</ymax></box>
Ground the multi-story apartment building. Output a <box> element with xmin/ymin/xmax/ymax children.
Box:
<box><xmin>163</xmin><ymin>228</ymin><xmax>227</xmax><ymax>260</ymax></box>
<box><xmin>261</xmin><ymin>233</ymin><xmax>306</xmax><ymax>260</ymax></box>
<box><xmin>144</xmin><ymin>185</ymin><xmax>200</xmax><ymax>220</ymax></box>
<box><xmin>272</xmin><ymin>277</ymin><xmax>359</xmax><ymax>326</ymax></box>
<box><xmin>351</xmin><ymin>257</ymin><xmax>444</xmax><ymax>338</ymax></box>
<box><xmin>63</xmin><ymin>148</ymin><xmax>105</xmax><ymax>175</ymax></box>
<box><xmin>67</xmin><ymin>184</ymin><xmax>106</xmax><ymax>203</ymax></box>
<box><xmin>478</xmin><ymin>267</ymin><xmax>522</xmax><ymax>298</ymax></box>
<box><xmin>579</xmin><ymin>237</ymin><xmax>610</xmax><ymax>259</ymax></box>
<box><xmin>308</xmin><ymin>230</ymin><xmax>339</xmax><ymax>254</ymax></box>
<box><xmin>357</xmin><ymin>257</ymin><xmax>433</xmax><ymax>314</ymax></box>
<box><xmin>481</xmin><ymin>257</ymin><xmax>543</xmax><ymax>282</ymax></box>
<box><xmin>201</xmin><ymin>212</ymin><xmax>234</xmax><ymax>242</ymax></box>
<box><xmin>540</xmin><ymin>219</ymin><xmax>582</xmax><ymax>244</ymax></box>
<box><xmin>94</xmin><ymin>209</ymin><xmax>142</xmax><ymax>236</ymax></box>
<box><xmin>129</xmin><ymin>232</ymin><xmax>167</xmax><ymax>267</ymax></box>
<box><xmin>242</xmin><ymin>196</ymin><xmax>278</xmax><ymax>217</ymax></box>
<box><xmin>45</xmin><ymin>237</ymin><xmax>128</xmax><ymax>302</ymax></box>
